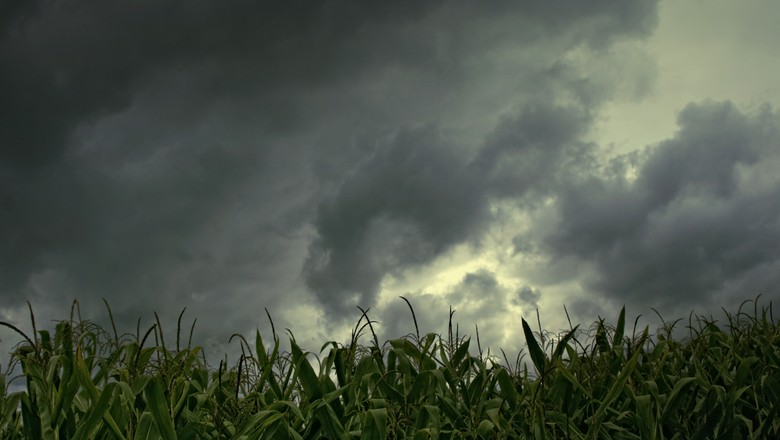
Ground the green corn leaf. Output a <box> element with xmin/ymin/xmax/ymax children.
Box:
<box><xmin>552</xmin><ymin>325</ymin><xmax>580</xmax><ymax>361</ymax></box>
<box><xmin>361</xmin><ymin>408</ymin><xmax>387</xmax><ymax>440</ymax></box>
<box><xmin>256</xmin><ymin>329</ymin><xmax>268</xmax><ymax>365</ymax></box>
<box><xmin>143</xmin><ymin>378</ymin><xmax>178</xmax><ymax>440</ymax></box>
<box><xmin>2</xmin><ymin>400</ymin><xmax>23</xmax><ymax>436</ymax></box>
<box><xmin>132</xmin><ymin>375</ymin><xmax>153</xmax><ymax>396</ymax></box>
<box><xmin>688</xmin><ymin>403</ymin><xmax>722</xmax><ymax>440</ymax></box>
<box><xmin>659</xmin><ymin>377</ymin><xmax>697</xmax><ymax>425</ymax></box>
<box><xmin>547</xmin><ymin>411</ymin><xmax>585</xmax><ymax>439</ymax></box>
<box><xmin>613</xmin><ymin>306</ymin><xmax>626</xmax><ymax>350</ymax></box>
<box><xmin>72</xmin><ymin>382</ymin><xmax>118</xmax><ymax>440</ymax></box>
<box><xmin>595</xmin><ymin>320</ymin><xmax>611</xmax><ymax>355</ymax></box>
<box><xmin>635</xmin><ymin>394</ymin><xmax>656</xmax><ymax>440</ymax></box>
<box><xmin>756</xmin><ymin>401</ymin><xmax>780</xmax><ymax>438</ymax></box>
<box><xmin>415</xmin><ymin>405</ymin><xmax>440</xmax><ymax>437</ymax></box>
<box><xmin>101</xmin><ymin>401</ymin><xmax>129</xmax><ymax>440</ymax></box>
<box><xmin>270</xmin><ymin>400</ymin><xmax>306</xmax><ymax>425</ymax></box>
<box><xmin>256</xmin><ymin>330</ymin><xmax>283</xmax><ymax>399</ymax></box>
<box><xmin>135</xmin><ymin>411</ymin><xmax>159</xmax><ymax>440</ymax></box>
<box><xmin>413</xmin><ymin>428</ymin><xmax>438</xmax><ymax>440</ymax></box>
<box><xmin>390</xmin><ymin>338</ymin><xmax>424</xmax><ymax>365</ymax></box>
<box><xmin>314</xmin><ymin>401</ymin><xmax>348</xmax><ymax>440</ymax></box>
<box><xmin>732</xmin><ymin>356</ymin><xmax>759</xmax><ymax>388</ymax></box>
<box><xmin>73</xmin><ymin>347</ymin><xmax>102</xmax><ymax>404</ymax></box>
<box><xmin>231</xmin><ymin>410</ymin><xmax>279</xmax><ymax>439</ymax></box>
<box><xmin>25</xmin><ymin>373</ymin><xmax>54</xmax><ymax>440</ymax></box>
<box><xmin>334</xmin><ymin>348</ymin><xmax>348</xmax><ymax>388</ymax></box>
<box><xmin>438</xmin><ymin>343</ymin><xmax>450</xmax><ymax>367</ymax></box>
<box><xmin>419</xmin><ymin>333</ymin><xmax>439</xmax><ymax>371</ymax></box>
<box><xmin>170</xmin><ymin>377</ymin><xmax>191</xmax><ymax>419</ymax></box>
<box><xmin>377</xmin><ymin>378</ymin><xmax>405</xmax><ymax>403</ymax></box>
<box><xmin>727</xmin><ymin>385</ymin><xmax>752</xmax><ymax>407</ymax></box>
<box><xmin>467</xmin><ymin>372</ymin><xmax>486</xmax><ymax>408</ymax></box>
<box><xmin>477</xmin><ymin>419</ymin><xmax>496</xmax><ymax>437</ymax></box>
<box><xmin>50</xmin><ymin>358</ymin><xmax>80</xmax><ymax>431</ymax></box>
<box><xmin>390</xmin><ymin>346</ymin><xmax>414</xmax><ymax>376</ymax></box>
<box><xmin>409</xmin><ymin>370</ymin><xmax>435</xmax><ymax>403</ymax></box>
<box><xmin>553</xmin><ymin>358</ymin><xmax>589</xmax><ymax>397</ymax></box>
<box><xmin>290</xmin><ymin>339</ymin><xmax>323</xmax><ymax>402</ymax></box>
<box><xmin>522</xmin><ymin>318</ymin><xmax>546</xmax><ymax>376</ymax></box>
<box><xmin>453</xmin><ymin>338</ymin><xmax>470</xmax><ymax>367</ymax></box>
<box><xmin>371</xmin><ymin>346</ymin><xmax>386</xmax><ymax>376</ymax></box>
<box><xmin>485</xmin><ymin>407</ymin><xmax>502</xmax><ymax>429</ymax></box>
<box><xmin>39</xmin><ymin>330</ymin><xmax>51</xmax><ymax>353</ymax></box>
<box><xmin>534</xmin><ymin>406</ymin><xmax>546</xmax><ymax>440</ymax></box>
<box><xmin>495</xmin><ymin>368</ymin><xmax>519</xmax><ymax>407</ymax></box>
<box><xmin>20</xmin><ymin>391</ymin><xmax>42</xmax><ymax>440</ymax></box>
<box><xmin>1</xmin><ymin>380</ymin><xmax>24</xmax><ymax>432</ymax></box>
<box><xmin>587</xmin><ymin>326</ymin><xmax>647</xmax><ymax>439</ymax></box>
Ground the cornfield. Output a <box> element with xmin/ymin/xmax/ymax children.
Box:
<box><xmin>1</xmin><ymin>296</ymin><xmax>778</xmax><ymax>439</ymax></box>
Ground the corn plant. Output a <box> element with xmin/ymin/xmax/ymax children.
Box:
<box><xmin>1</xmin><ymin>296</ymin><xmax>778</xmax><ymax>439</ymax></box>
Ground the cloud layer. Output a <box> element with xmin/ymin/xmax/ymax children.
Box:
<box><xmin>535</xmin><ymin>101</ymin><xmax>780</xmax><ymax>315</ymax></box>
<box><xmin>2</xmin><ymin>1</ymin><xmax>778</xmax><ymax>360</ymax></box>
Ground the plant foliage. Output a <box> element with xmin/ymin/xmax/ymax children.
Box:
<box><xmin>1</xmin><ymin>296</ymin><xmax>778</xmax><ymax>439</ymax></box>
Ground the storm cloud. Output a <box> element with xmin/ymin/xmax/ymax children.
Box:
<box><xmin>534</xmin><ymin>101</ymin><xmax>780</xmax><ymax>314</ymax></box>
<box><xmin>305</xmin><ymin>126</ymin><xmax>488</xmax><ymax>316</ymax></box>
<box><xmin>304</xmin><ymin>100</ymin><xmax>597</xmax><ymax>318</ymax></box>
<box><xmin>3</xmin><ymin>0</ymin><xmax>778</xmax><ymax>363</ymax></box>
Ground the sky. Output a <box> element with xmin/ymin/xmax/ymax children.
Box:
<box><xmin>2</xmin><ymin>0</ymin><xmax>780</xmax><ymax>368</ymax></box>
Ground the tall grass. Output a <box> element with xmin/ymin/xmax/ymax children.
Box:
<box><xmin>1</xmin><ymin>296</ymin><xmax>778</xmax><ymax>439</ymax></box>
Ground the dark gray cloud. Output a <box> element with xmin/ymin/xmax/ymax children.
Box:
<box><xmin>515</xmin><ymin>285</ymin><xmax>542</xmax><ymax>311</ymax></box>
<box><xmin>296</xmin><ymin>0</ymin><xmax>659</xmax><ymax>318</ymax></box>
<box><xmin>0</xmin><ymin>1</ymin><xmax>39</xmax><ymax>33</ymax></box>
<box><xmin>0</xmin><ymin>0</ymin><xmax>466</xmax><ymax>336</ymax></box>
<box><xmin>534</xmin><ymin>101</ymin><xmax>780</xmax><ymax>314</ymax></box>
<box><xmin>0</xmin><ymin>0</ymin><xmax>657</xmax><ymax>168</ymax></box>
<box><xmin>475</xmin><ymin>102</ymin><xmax>597</xmax><ymax>199</ymax></box>
<box><xmin>304</xmin><ymin>100</ymin><xmax>605</xmax><ymax>318</ymax></box>
<box><xmin>0</xmin><ymin>0</ymin><xmax>444</xmax><ymax>168</ymax></box>
<box><xmin>0</xmin><ymin>0</ymin><xmax>664</xmax><ymax>360</ymax></box>
<box><xmin>305</xmin><ymin>126</ymin><xmax>488</xmax><ymax>316</ymax></box>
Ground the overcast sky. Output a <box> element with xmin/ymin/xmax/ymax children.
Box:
<box><xmin>2</xmin><ymin>0</ymin><xmax>780</xmax><ymax>366</ymax></box>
